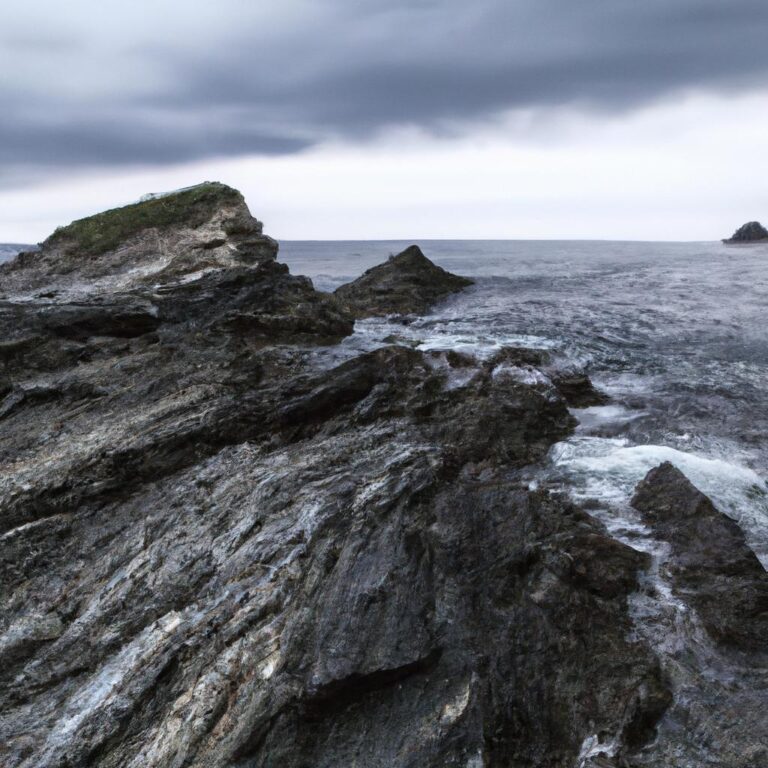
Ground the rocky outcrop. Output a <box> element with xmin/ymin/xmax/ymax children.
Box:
<box><xmin>334</xmin><ymin>244</ymin><xmax>473</xmax><ymax>317</ymax></box>
<box><xmin>722</xmin><ymin>221</ymin><xmax>768</xmax><ymax>243</ymax></box>
<box><xmin>3</xmin><ymin>183</ymin><xmax>276</xmax><ymax>290</ymax></box>
<box><xmin>0</xmin><ymin>186</ymin><xmax>669</xmax><ymax>767</ymax></box>
<box><xmin>549</xmin><ymin>371</ymin><xmax>610</xmax><ymax>408</ymax></box>
<box><xmin>0</xmin><ymin>183</ymin><xmax>353</xmax><ymax>366</ymax></box>
<box><xmin>631</xmin><ymin>462</ymin><xmax>768</xmax><ymax>650</ymax></box>
<box><xmin>0</xmin><ymin>347</ymin><xmax>668</xmax><ymax>768</ymax></box>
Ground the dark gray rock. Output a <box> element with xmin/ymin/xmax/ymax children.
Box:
<box><xmin>722</xmin><ymin>221</ymin><xmax>768</xmax><ymax>243</ymax></box>
<box><xmin>549</xmin><ymin>371</ymin><xmax>610</xmax><ymax>408</ymax></box>
<box><xmin>0</xmin><ymin>187</ymin><xmax>669</xmax><ymax>768</ymax></box>
<box><xmin>631</xmin><ymin>461</ymin><xmax>768</xmax><ymax>650</ymax></box>
<box><xmin>0</xmin><ymin>340</ymin><xmax>668</xmax><ymax>768</ymax></box>
<box><xmin>334</xmin><ymin>244</ymin><xmax>473</xmax><ymax>317</ymax></box>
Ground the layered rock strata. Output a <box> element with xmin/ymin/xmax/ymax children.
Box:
<box><xmin>0</xmin><ymin>185</ymin><xmax>684</xmax><ymax>767</ymax></box>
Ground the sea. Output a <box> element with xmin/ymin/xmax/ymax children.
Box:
<box><xmin>279</xmin><ymin>241</ymin><xmax>768</xmax><ymax>756</ymax></box>
<box><xmin>279</xmin><ymin>238</ymin><xmax>768</xmax><ymax>569</ymax></box>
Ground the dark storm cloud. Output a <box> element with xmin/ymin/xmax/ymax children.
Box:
<box><xmin>3</xmin><ymin>0</ymin><xmax>768</xmax><ymax>180</ymax></box>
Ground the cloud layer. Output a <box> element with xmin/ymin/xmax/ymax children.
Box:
<box><xmin>3</xmin><ymin>0</ymin><xmax>768</xmax><ymax>183</ymax></box>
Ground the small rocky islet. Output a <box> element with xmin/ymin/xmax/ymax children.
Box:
<box><xmin>1</xmin><ymin>183</ymin><xmax>766</xmax><ymax>767</ymax></box>
<box><xmin>722</xmin><ymin>220</ymin><xmax>768</xmax><ymax>243</ymax></box>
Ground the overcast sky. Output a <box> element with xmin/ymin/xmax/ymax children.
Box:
<box><xmin>2</xmin><ymin>0</ymin><xmax>768</xmax><ymax>242</ymax></box>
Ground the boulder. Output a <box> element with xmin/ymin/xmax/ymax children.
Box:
<box><xmin>722</xmin><ymin>221</ymin><xmax>768</xmax><ymax>243</ymax></box>
<box><xmin>549</xmin><ymin>371</ymin><xmax>610</xmax><ymax>408</ymax></box>
<box><xmin>631</xmin><ymin>461</ymin><xmax>768</xmax><ymax>649</ymax></box>
<box><xmin>334</xmin><ymin>244</ymin><xmax>473</xmax><ymax>317</ymax></box>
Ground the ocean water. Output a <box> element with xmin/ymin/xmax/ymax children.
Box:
<box><xmin>282</xmin><ymin>241</ymin><xmax>768</xmax><ymax>764</ymax></box>
<box><xmin>279</xmin><ymin>239</ymin><xmax>768</xmax><ymax>564</ymax></box>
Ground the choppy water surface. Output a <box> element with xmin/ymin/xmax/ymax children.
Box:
<box><xmin>281</xmin><ymin>239</ymin><xmax>768</xmax><ymax>561</ymax></box>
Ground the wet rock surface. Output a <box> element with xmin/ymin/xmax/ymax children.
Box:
<box><xmin>334</xmin><ymin>244</ymin><xmax>473</xmax><ymax>318</ymax></box>
<box><xmin>632</xmin><ymin>462</ymin><xmax>768</xmax><ymax>650</ymax></box>
<box><xmin>0</xmin><ymin>330</ymin><xmax>668</xmax><ymax>767</ymax></box>
<box><xmin>625</xmin><ymin>463</ymin><xmax>768</xmax><ymax>768</ymax></box>
<box><xmin>4</xmin><ymin>185</ymin><xmax>764</xmax><ymax>767</ymax></box>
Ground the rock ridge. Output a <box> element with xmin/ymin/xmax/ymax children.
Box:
<box><xmin>0</xmin><ymin>184</ymin><xmax>676</xmax><ymax>767</ymax></box>
<box><xmin>334</xmin><ymin>244</ymin><xmax>473</xmax><ymax>317</ymax></box>
<box><xmin>632</xmin><ymin>461</ymin><xmax>768</xmax><ymax>650</ymax></box>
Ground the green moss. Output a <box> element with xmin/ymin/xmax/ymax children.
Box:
<box><xmin>46</xmin><ymin>182</ymin><xmax>244</xmax><ymax>257</ymax></box>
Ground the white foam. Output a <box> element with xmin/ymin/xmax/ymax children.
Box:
<box><xmin>550</xmin><ymin>437</ymin><xmax>768</xmax><ymax>565</ymax></box>
<box><xmin>492</xmin><ymin>364</ymin><xmax>551</xmax><ymax>387</ymax></box>
<box><xmin>416</xmin><ymin>332</ymin><xmax>554</xmax><ymax>359</ymax></box>
<box><xmin>572</xmin><ymin>404</ymin><xmax>647</xmax><ymax>432</ymax></box>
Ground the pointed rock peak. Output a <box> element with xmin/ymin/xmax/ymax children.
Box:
<box><xmin>723</xmin><ymin>221</ymin><xmax>768</xmax><ymax>243</ymax></box>
<box><xmin>631</xmin><ymin>460</ymin><xmax>705</xmax><ymax>513</ymax></box>
<box><xmin>387</xmin><ymin>244</ymin><xmax>432</xmax><ymax>266</ymax></box>
<box><xmin>334</xmin><ymin>244</ymin><xmax>473</xmax><ymax>318</ymax></box>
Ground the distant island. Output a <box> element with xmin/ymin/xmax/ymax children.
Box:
<box><xmin>0</xmin><ymin>243</ymin><xmax>35</xmax><ymax>263</ymax></box>
<box><xmin>723</xmin><ymin>221</ymin><xmax>768</xmax><ymax>244</ymax></box>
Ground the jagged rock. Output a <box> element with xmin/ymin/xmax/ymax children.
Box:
<box><xmin>485</xmin><ymin>348</ymin><xmax>610</xmax><ymax>408</ymax></box>
<box><xmin>722</xmin><ymin>221</ymin><xmax>768</xmax><ymax>243</ymax></box>
<box><xmin>0</xmin><ymin>187</ymin><xmax>668</xmax><ymax>767</ymax></box>
<box><xmin>549</xmin><ymin>371</ymin><xmax>610</xmax><ymax>408</ymax></box>
<box><xmin>0</xmin><ymin>183</ymin><xmax>353</xmax><ymax>361</ymax></box>
<box><xmin>631</xmin><ymin>462</ymin><xmax>768</xmax><ymax>649</ymax></box>
<box><xmin>0</xmin><ymin>341</ymin><xmax>668</xmax><ymax>768</ymax></box>
<box><xmin>334</xmin><ymin>244</ymin><xmax>473</xmax><ymax>317</ymax></box>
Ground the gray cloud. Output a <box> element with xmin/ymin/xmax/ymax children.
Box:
<box><xmin>3</xmin><ymin>0</ymin><xmax>768</xmax><ymax>181</ymax></box>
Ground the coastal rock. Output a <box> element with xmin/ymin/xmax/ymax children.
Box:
<box><xmin>334</xmin><ymin>244</ymin><xmax>473</xmax><ymax>317</ymax></box>
<box><xmin>722</xmin><ymin>221</ymin><xmax>768</xmax><ymax>243</ymax></box>
<box><xmin>631</xmin><ymin>461</ymin><xmax>768</xmax><ymax>650</ymax></box>
<box><xmin>3</xmin><ymin>183</ymin><xmax>277</xmax><ymax>290</ymax></box>
<box><xmin>549</xmin><ymin>371</ymin><xmax>610</xmax><ymax>408</ymax></box>
<box><xmin>0</xmin><ymin>342</ymin><xmax>668</xmax><ymax>768</ymax></box>
<box><xmin>0</xmin><ymin>187</ymin><xmax>667</xmax><ymax>767</ymax></box>
<box><xmin>0</xmin><ymin>184</ymin><xmax>353</xmax><ymax>366</ymax></box>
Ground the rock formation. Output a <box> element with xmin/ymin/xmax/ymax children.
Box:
<box><xmin>0</xmin><ymin>183</ymin><xmax>353</xmax><ymax>358</ymax></box>
<box><xmin>632</xmin><ymin>462</ymin><xmax>768</xmax><ymax>650</ymax></box>
<box><xmin>722</xmin><ymin>221</ymin><xmax>768</xmax><ymax>243</ymax></box>
<box><xmin>628</xmin><ymin>463</ymin><xmax>768</xmax><ymax>766</ymax></box>
<box><xmin>334</xmin><ymin>244</ymin><xmax>473</xmax><ymax>317</ymax></box>
<box><xmin>5</xmin><ymin>184</ymin><xmax>766</xmax><ymax>767</ymax></box>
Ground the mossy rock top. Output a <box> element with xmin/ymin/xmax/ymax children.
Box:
<box><xmin>45</xmin><ymin>182</ymin><xmax>246</xmax><ymax>257</ymax></box>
